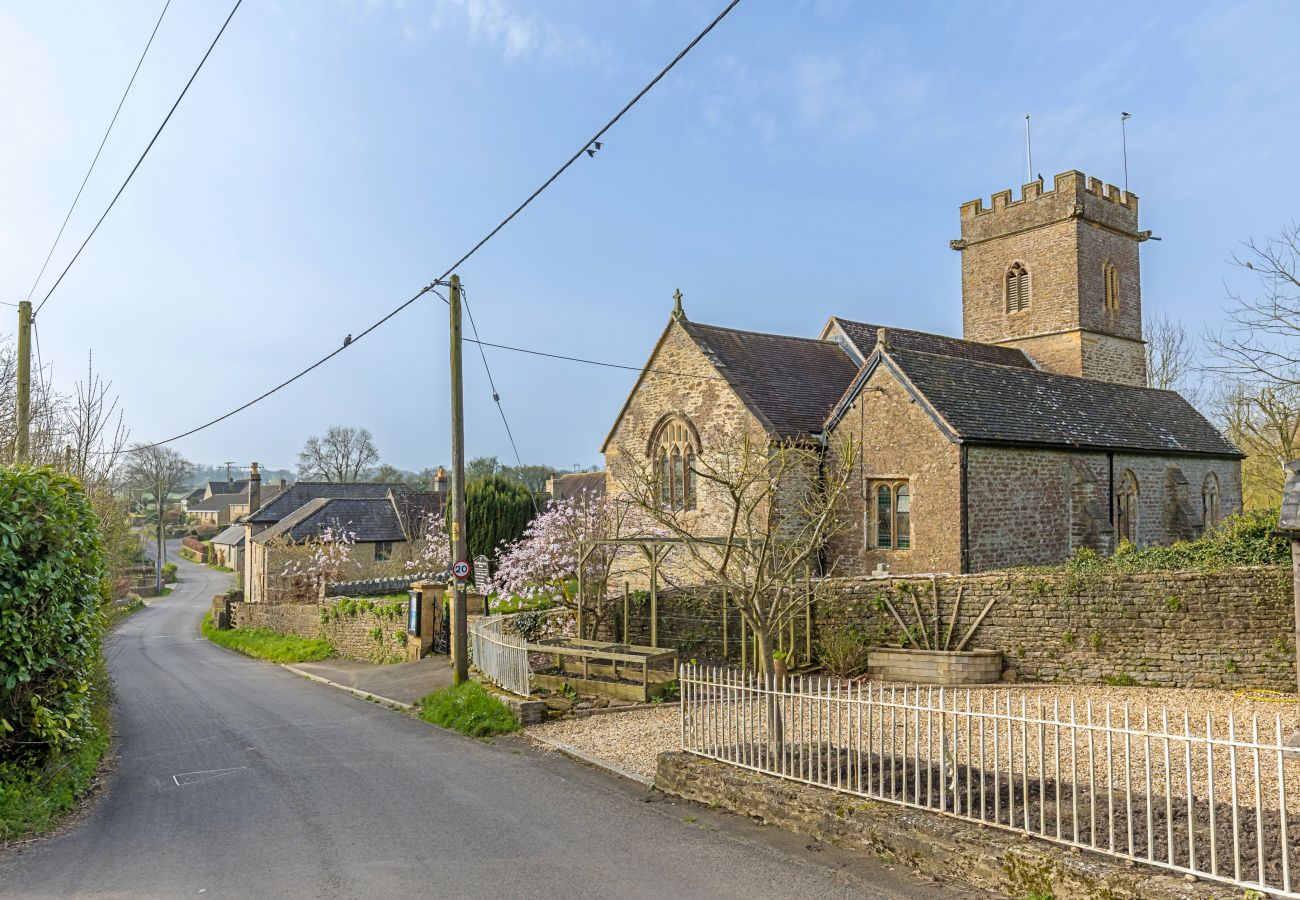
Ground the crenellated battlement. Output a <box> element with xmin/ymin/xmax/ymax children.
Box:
<box><xmin>959</xmin><ymin>170</ymin><xmax>1138</xmax><ymax>220</ymax></box>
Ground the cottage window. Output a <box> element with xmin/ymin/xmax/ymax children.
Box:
<box><xmin>374</xmin><ymin>541</ymin><xmax>393</xmax><ymax>561</ymax></box>
<box><xmin>1104</xmin><ymin>260</ymin><xmax>1120</xmax><ymax>312</ymax></box>
<box><xmin>871</xmin><ymin>481</ymin><xmax>911</xmax><ymax>550</ymax></box>
<box><xmin>1115</xmin><ymin>470</ymin><xmax>1139</xmax><ymax>545</ymax></box>
<box><xmin>651</xmin><ymin>416</ymin><xmax>699</xmax><ymax>512</ymax></box>
<box><xmin>1202</xmin><ymin>473</ymin><xmax>1220</xmax><ymax>531</ymax></box>
<box><xmin>1006</xmin><ymin>262</ymin><xmax>1031</xmax><ymax>313</ymax></box>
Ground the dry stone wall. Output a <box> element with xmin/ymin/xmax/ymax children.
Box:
<box><xmin>639</xmin><ymin>566</ymin><xmax>1294</xmax><ymax>690</ymax></box>
<box><xmin>230</xmin><ymin>596</ymin><xmax>411</xmax><ymax>664</ymax></box>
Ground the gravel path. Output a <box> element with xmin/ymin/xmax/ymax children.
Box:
<box><xmin>530</xmin><ymin>707</ymin><xmax>680</xmax><ymax>779</ymax></box>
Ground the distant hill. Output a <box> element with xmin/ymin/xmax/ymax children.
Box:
<box><xmin>187</xmin><ymin>463</ymin><xmax>295</xmax><ymax>489</ymax></box>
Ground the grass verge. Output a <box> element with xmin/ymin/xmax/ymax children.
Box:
<box><xmin>0</xmin><ymin>670</ymin><xmax>110</xmax><ymax>842</ymax></box>
<box><xmin>201</xmin><ymin>613</ymin><xmax>333</xmax><ymax>663</ymax></box>
<box><xmin>418</xmin><ymin>681</ymin><xmax>519</xmax><ymax>737</ymax></box>
<box><xmin>106</xmin><ymin>597</ymin><xmax>147</xmax><ymax>627</ymax></box>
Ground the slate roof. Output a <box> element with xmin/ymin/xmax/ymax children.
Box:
<box><xmin>207</xmin><ymin>479</ymin><xmax>250</xmax><ymax>497</ymax></box>
<box><xmin>680</xmin><ymin>320</ymin><xmax>859</xmax><ymax>439</ymax></box>
<box><xmin>869</xmin><ymin>348</ymin><xmax>1242</xmax><ymax>458</ymax></box>
<box><xmin>1280</xmin><ymin>461</ymin><xmax>1300</xmax><ymax>531</ymax></box>
<box><xmin>211</xmin><ymin>524</ymin><xmax>245</xmax><ymax>547</ymax></box>
<box><xmin>246</xmin><ymin>482</ymin><xmax>410</xmax><ymax>524</ymax></box>
<box><xmin>184</xmin><ymin>487</ymin><xmax>206</xmax><ymax>503</ymax></box>
<box><xmin>251</xmin><ymin>497</ymin><xmax>410</xmax><ymax>544</ymax></box>
<box><xmin>188</xmin><ymin>491</ymin><xmax>245</xmax><ymax>513</ymax></box>
<box><xmin>829</xmin><ymin>317</ymin><xmax>1034</xmax><ymax>369</ymax></box>
<box><xmin>549</xmin><ymin>471</ymin><xmax>606</xmax><ymax>501</ymax></box>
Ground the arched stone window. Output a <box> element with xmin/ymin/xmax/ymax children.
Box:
<box><xmin>1006</xmin><ymin>262</ymin><xmax>1031</xmax><ymax>313</ymax></box>
<box><xmin>1202</xmin><ymin>472</ymin><xmax>1220</xmax><ymax>531</ymax></box>
<box><xmin>1116</xmin><ymin>469</ymin><xmax>1139</xmax><ymax>545</ymax></box>
<box><xmin>648</xmin><ymin>414</ymin><xmax>699</xmax><ymax>512</ymax></box>
<box><xmin>1103</xmin><ymin>260</ymin><xmax>1120</xmax><ymax>312</ymax></box>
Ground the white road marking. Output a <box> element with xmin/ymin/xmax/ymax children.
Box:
<box><xmin>171</xmin><ymin>767</ymin><xmax>249</xmax><ymax>787</ymax></box>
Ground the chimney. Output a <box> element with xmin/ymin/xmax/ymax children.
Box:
<box><xmin>279</xmin><ymin>478</ymin><xmax>287</xmax><ymax>490</ymax></box>
<box><xmin>248</xmin><ymin>462</ymin><xmax>262</xmax><ymax>514</ymax></box>
<box><xmin>432</xmin><ymin>466</ymin><xmax>449</xmax><ymax>494</ymax></box>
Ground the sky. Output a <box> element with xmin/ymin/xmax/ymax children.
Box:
<box><xmin>2</xmin><ymin>0</ymin><xmax>1298</xmax><ymax>476</ymax></box>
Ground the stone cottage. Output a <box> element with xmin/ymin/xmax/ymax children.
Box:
<box><xmin>602</xmin><ymin>170</ymin><xmax>1243</xmax><ymax>575</ymax></box>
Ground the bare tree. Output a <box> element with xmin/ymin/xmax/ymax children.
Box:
<box><xmin>123</xmin><ymin>444</ymin><xmax>193</xmax><ymax>592</ymax></box>
<box><xmin>613</xmin><ymin>424</ymin><xmax>858</xmax><ymax>676</ymax></box>
<box><xmin>1208</xmin><ymin>223</ymin><xmax>1300</xmax><ymax>385</ymax></box>
<box><xmin>297</xmin><ymin>425</ymin><xmax>379</xmax><ymax>482</ymax></box>
<box><xmin>1145</xmin><ymin>311</ymin><xmax>1208</xmax><ymax>409</ymax></box>
<box><xmin>1213</xmin><ymin>379</ymin><xmax>1300</xmax><ymax>509</ymax></box>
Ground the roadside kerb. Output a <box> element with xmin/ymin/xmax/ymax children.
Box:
<box><xmin>526</xmin><ymin>733</ymin><xmax>654</xmax><ymax>787</ymax></box>
<box><xmin>281</xmin><ymin>664</ymin><xmax>415</xmax><ymax>712</ymax></box>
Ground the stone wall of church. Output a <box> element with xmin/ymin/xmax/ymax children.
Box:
<box><xmin>965</xmin><ymin>447</ymin><xmax>1243</xmax><ymax>571</ymax></box>
<box><xmin>824</xmin><ymin>359</ymin><xmax>963</xmax><ymax>576</ymax></box>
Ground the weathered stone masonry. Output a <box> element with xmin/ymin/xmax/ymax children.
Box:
<box><xmin>230</xmin><ymin>596</ymin><xmax>411</xmax><ymax>664</ymax></box>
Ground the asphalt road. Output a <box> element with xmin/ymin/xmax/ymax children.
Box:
<box><xmin>1</xmin><ymin>548</ymin><xmax>971</xmax><ymax>899</ymax></box>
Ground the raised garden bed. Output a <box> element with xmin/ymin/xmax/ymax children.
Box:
<box><xmin>867</xmin><ymin>647</ymin><xmax>1002</xmax><ymax>685</ymax></box>
<box><xmin>529</xmin><ymin>637</ymin><xmax>678</xmax><ymax>703</ymax></box>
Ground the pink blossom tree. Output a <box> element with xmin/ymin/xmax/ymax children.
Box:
<box><xmin>492</xmin><ymin>490</ymin><xmax>632</xmax><ymax>637</ymax></box>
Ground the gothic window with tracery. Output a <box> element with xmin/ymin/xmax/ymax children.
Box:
<box><xmin>652</xmin><ymin>417</ymin><xmax>698</xmax><ymax>511</ymax></box>
<box><xmin>1006</xmin><ymin>262</ymin><xmax>1031</xmax><ymax>313</ymax></box>
<box><xmin>871</xmin><ymin>481</ymin><xmax>911</xmax><ymax>550</ymax></box>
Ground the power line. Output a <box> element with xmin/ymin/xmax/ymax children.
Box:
<box><xmin>113</xmin><ymin>0</ymin><xmax>742</xmax><ymax>453</ymax></box>
<box><xmin>462</xmin><ymin>335</ymin><xmax>727</xmax><ymax>382</ymax></box>
<box><xmin>35</xmin><ymin>0</ymin><xmax>241</xmax><ymax>316</ymax></box>
<box><xmin>28</xmin><ymin>0</ymin><xmax>171</xmax><ymax>303</ymax></box>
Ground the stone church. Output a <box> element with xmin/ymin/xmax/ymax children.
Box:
<box><xmin>602</xmin><ymin>170</ymin><xmax>1243</xmax><ymax>575</ymax></box>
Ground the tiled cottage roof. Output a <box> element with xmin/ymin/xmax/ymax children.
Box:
<box><xmin>548</xmin><ymin>471</ymin><xmax>606</xmax><ymax>501</ymax></box>
<box><xmin>881</xmin><ymin>348</ymin><xmax>1242</xmax><ymax>458</ymax></box>
<box><xmin>188</xmin><ymin>491</ymin><xmax>244</xmax><ymax>512</ymax></box>
<box><xmin>246</xmin><ymin>482</ymin><xmax>409</xmax><ymax>524</ymax></box>
<box><xmin>206</xmin><ymin>479</ymin><xmax>250</xmax><ymax>497</ymax></box>
<box><xmin>681</xmin><ymin>321</ymin><xmax>859</xmax><ymax>439</ymax></box>
<box><xmin>251</xmin><ymin>497</ymin><xmax>409</xmax><ymax>544</ymax></box>
<box><xmin>211</xmin><ymin>524</ymin><xmax>245</xmax><ymax>547</ymax></box>
<box><xmin>828</xmin><ymin>317</ymin><xmax>1034</xmax><ymax>369</ymax></box>
<box><xmin>1280</xmin><ymin>461</ymin><xmax>1300</xmax><ymax>531</ymax></box>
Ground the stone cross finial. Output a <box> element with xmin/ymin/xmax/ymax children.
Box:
<box><xmin>672</xmin><ymin>288</ymin><xmax>685</xmax><ymax>321</ymax></box>
<box><xmin>876</xmin><ymin>326</ymin><xmax>891</xmax><ymax>352</ymax></box>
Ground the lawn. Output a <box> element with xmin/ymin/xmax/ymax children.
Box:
<box><xmin>201</xmin><ymin>613</ymin><xmax>333</xmax><ymax>663</ymax></box>
<box><xmin>419</xmin><ymin>682</ymin><xmax>519</xmax><ymax>737</ymax></box>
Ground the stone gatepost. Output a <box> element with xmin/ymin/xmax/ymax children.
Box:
<box><xmin>408</xmin><ymin>580</ymin><xmax>446</xmax><ymax>661</ymax></box>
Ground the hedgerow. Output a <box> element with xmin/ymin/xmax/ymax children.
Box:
<box><xmin>0</xmin><ymin>466</ymin><xmax>107</xmax><ymax>768</ymax></box>
<box><xmin>1061</xmin><ymin>509</ymin><xmax>1288</xmax><ymax>576</ymax></box>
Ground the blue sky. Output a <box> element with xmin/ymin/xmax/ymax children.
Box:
<box><xmin>3</xmin><ymin>0</ymin><xmax>1298</xmax><ymax>475</ymax></box>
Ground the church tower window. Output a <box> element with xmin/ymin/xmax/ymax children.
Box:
<box><xmin>1116</xmin><ymin>469</ymin><xmax>1139</xmax><ymax>545</ymax></box>
<box><xmin>650</xmin><ymin>415</ymin><xmax>699</xmax><ymax>512</ymax></box>
<box><xmin>1104</xmin><ymin>260</ymin><xmax>1120</xmax><ymax>312</ymax></box>
<box><xmin>1005</xmin><ymin>262</ymin><xmax>1031</xmax><ymax>314</ymax></box>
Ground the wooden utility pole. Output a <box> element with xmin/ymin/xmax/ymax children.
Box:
<box><xmin>15</xmin><ymin>300</ymin><xmax>32</xmax><ymax>463</ymax></box>
<box><xmin>156</xmin><ymin>477</ymin><xmax>165</xmax><ymax>596</ymax></box>
<box><xmin>449</xmin><ymin>274</ymin><xmax>469</xmax><ymax>685</ymax></box>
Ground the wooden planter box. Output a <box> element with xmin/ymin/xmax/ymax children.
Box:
<box><xmin>867</xmin><ymin>647</ymin><xmax>1003</xmax><ymax>685</ymax></box>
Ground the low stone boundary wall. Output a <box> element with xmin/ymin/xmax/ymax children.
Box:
<box><xmin>229</xmin><ymin>596</ymin><xmax>412</xmax><ymax>664</ymax></box>
<box><xmin>637</xmin><ymin>566</ymin><xmax>1293</xmax><ymax>690</ymax></box>
<box><xmin>655</xmin><ymin>752</ymin><xmax>1217</xmax><ymax>900</ymax></box>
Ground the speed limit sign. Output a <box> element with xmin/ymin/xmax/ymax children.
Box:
<box><xmin>452</xmin><ymin>560</ymin><xmax>470</xmax><ymax>580</ymax></box>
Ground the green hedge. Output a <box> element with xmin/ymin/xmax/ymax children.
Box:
<box><xmin>0</xmin><ymin>466</ymin><xmax>107</xmax><ymax>768</ymax></box>
<box><xmin>1061</xmin><ymin>509</ymin><xmax>1289</xmax><ymax>575</ymax></box>
<box><xmin>463</xmin><ymin>474</ymin><xmax>535</xmax><ymax>564</ymax></box>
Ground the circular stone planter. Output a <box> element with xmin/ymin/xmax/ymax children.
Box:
<box><xmin>866</xmin><ymin>647</ymin><xmax>1003</xmax><ymax>685</ymax></box>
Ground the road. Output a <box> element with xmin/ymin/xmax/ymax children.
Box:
<box><xmin>1</xmin><ymin>547</ymin><xmax>969</xmax><ymax>899</ymax></box>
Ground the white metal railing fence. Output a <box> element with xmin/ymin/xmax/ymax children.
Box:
<box><xmin>679</xmin><ymin>664</ymin><xmax>1300</xmax><ymax>898</ymax></box>
<box><xmin>469</xmin><ymin>615</ymin><xmax>531</xmax><ymax>698</ymax></box>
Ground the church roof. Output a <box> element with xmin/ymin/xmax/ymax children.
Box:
<box><xmin>826</xmin><ymin>317</ymin><xmax>1034</xmax><ymax>368</ymax></box>
<box><xmin>680</xmin><ymin>320</ymin><xmax>859</xmax><ymax>439</ymax></box>
<box><xmin>837</xmin><ymin>348</ymin><xmax>1242</xmax><ymax>458</ymax></box>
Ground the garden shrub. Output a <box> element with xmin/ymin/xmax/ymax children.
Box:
<box><xmin>816</xmin><ymin>626</ymin><xmax>871</xmax><ymax>677</ymax></box>
<box><xmin>1060</xmin><ymin>508</ymin><xmax>1288</xmax><ymax>576</ymax></box>
<box><xmin>0</xmin><ymin>466</ymin><xmax>107</xmax><ymax>769</ymax></box>
<box><xmin>418</xmin><ymin>681</ymin><xmax>519</xmax><ymax>737</ymax></box>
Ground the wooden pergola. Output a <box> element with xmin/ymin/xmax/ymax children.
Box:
<box><xmin>575</xmin><ymin>536</ymin><xmax>730</xmax><ymax>645</ymax></box>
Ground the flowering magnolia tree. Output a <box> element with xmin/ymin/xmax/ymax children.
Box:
<box><xmin>492</xmin><ymin>490</ymin><xmax>632</xmax><ymax>637</ymax></box>
<box><xmin>404</xmin><ymin>510</ymin><xmax>450</xmax><ymax>573</ymax></box>
<box><xmin>272</xmin><ymin>524</ymin><xmax>357</xmax><ymax>602</ymax></box>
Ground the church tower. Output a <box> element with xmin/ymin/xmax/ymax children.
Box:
<box><xmin>953</xmin><ymin>170</ymin><xmax>1148</xmax><ymax>386</ymax></box>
